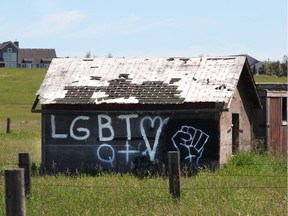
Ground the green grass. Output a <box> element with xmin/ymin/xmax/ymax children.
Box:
<box><xmin>0</xmin><ymin>68</ymin><xmax>45</xmax><ymax>167</ymax></box>
<box><xmin>254</xmin><ymin>74</ymin><xmax>287</xmax><ymax>83</ymax></box>
<box><xmin>0</xmin><ymin>68</ymin><xmax>46</xmax><ymax>121</ymax></box>
<box><xmin>0</xmin><ymin>68</ymin><xmax>287</xmax><ymax>215</ymax></box>
<box><xmin>0</xmin><ymin>152</ymin><xmax>286</xmax><ymax>215</ymax></box>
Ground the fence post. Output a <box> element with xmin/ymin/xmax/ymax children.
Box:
<box><xmin>168</xmin><ymin>151</ymin><xmax>181</xmax><ymax>199</ymax></box>
<box><xmin>5</xmin><ymin>168</ymin><xmax>26</xmax><ymax>216</ymax></box>
<box><xmin>6</xmin><ymin>118</ymin><xmax>11</xmax><ymax>133</ymax></box>
<box><xmin>18</xmin><ymin>153</ymin><xmax>32</xmax><ymax>197</ymax></box>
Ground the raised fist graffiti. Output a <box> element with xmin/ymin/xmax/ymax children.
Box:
<box><xmin>171</xmin><ymin>126</ymin><xmax>209</xmax><ymax>164</ymax></box>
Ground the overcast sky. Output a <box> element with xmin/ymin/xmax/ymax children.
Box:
<box><xmin>1</xmin><ymin>0</ymin><xmax>286</xmax><ymax>61</ymax></box>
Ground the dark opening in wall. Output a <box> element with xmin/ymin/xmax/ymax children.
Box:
<box><xmin>282</xmin><ymin>97</ymin><xmax>287</xmax><ymax>122</ymax></box>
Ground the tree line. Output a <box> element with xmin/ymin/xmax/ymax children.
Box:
<box><xmin>260</xmin><ymin>55</ymin><xmax>287</xmax><ymax>77</ymax></box>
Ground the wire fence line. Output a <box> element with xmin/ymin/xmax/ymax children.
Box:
<box><xmin>0</xmin><ymin>162</ymin><xmax>287</xmax><ymax>177</ymax></box>
<box><xmin>1</xmin><ymin>177</ymin><xmax>285</xmax><ymax>189</ymax></box>
<box><xmin>1</xmin><ymin>164</ymin><xmax>286</xmax><ymax>216</ymax></box>
<box><xmin>24</xmin><ymin>184</ymin><xmax>288</xmax><ymax>190</ymax></box>
<box><xmin>0</xmin><ymin>162</ymin><xmax>286</xmax><ymax>167</ymax></box>
<box><xmin>0</xmin><ymin>182</ymin><xmax>285</xmax><ymax>197</ymax></box>
<box><xmin>0</xmin><ymin>171</ymin><xmax>287</xmax><ymax>178</ymax></box>
<box><xmin>1</xmin><ymin>162</ymin><xmax>286</xmax><ymax>166</ymax></box>
<box><xmin>0</xmin><ymin>176</ymin><xmax>286</xmax><ymax>191</ymax></box>
<box><xmin>0</xmin><ymin>158</ymin><xmax>286</xmax><ymax>191</ymax></box>
<box><xmin>0</xmin><ymin>175</ymin><xmax>286</xmax><ymax>189</ymax></box>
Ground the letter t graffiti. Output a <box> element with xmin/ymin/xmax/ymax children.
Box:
<box><xmin>118</xmin><ymin>114</ymin><xmax>139</xmax><ymax>140</ymax></box>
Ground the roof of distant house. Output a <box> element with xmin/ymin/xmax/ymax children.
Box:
<box><xmin>18</xmin><ymin>49</ymin><xmax>56</xmax><ymax>64</ymax></box>
<box><xmin>240</xmin><ymin>54</ymin><xmax>264</xmax><ymax>70</ymax></box>
<box><xmin>37</xmin><ymin>56</ymin><xmax>260</xmax><ymax>108</ymax></box>
<box><xmin>0</xmin><ymin>41</ymin><xmax>19</xmax><ymax>50</ymax></box>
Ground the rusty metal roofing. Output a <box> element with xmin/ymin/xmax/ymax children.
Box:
<box><xmin>37</xmin><ymin>56</ymin><xmax>248</xmax><ymax>106</ymax></box>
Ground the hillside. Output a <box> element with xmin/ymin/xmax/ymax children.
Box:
<box><xmin>0</xmin><ymin>68</ymin><xmax>46</xmax><ymax>121</ymax></box>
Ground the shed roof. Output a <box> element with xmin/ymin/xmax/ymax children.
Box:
<box><xmin>256</xmin><ymin>83</ymin><xmax>288</xmax><ymax>97</ymax></box>
<box><xmin>256</xmin><ymin>83</ymin><xmax>287</xmax><ymax>91</ymax></box>
<box><xmin>37</xmin><ymin>56</ymin><xmax>257</xmax><ymax>107</ymax></box>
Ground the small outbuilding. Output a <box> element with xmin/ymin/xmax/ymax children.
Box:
<box><xmin>253</xmin><ymin>83</ymin><xmax>287</xmax><ymax>157</ymax></box>
<box><xmin>32</xmin><ymin>56</ymin><xmax>261</xmax><ymax>173</ymax></box>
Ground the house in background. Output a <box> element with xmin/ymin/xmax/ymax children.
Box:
<box><xmin>0</xmin><ymin>41</ymin><xmax>19</xmax><ymax>68</ymax></box>
<box><xmin>32</xmin><ymin>56</ymin><xmax>261</xmax><ymax>173</ymax></box>
<box><xmin>253</xmin><ymin>83</ymin><xmax>287</xmax><ymax>157</ymax></box>
<box><xmin>240</xmin><ymin>54</ymin><xmax>264</xmax><ymax>75</ymax></box>
<box><xmin>0</xmin><ymin>41</ymin><xmax>56</xmax><ymax>68</ymax></box>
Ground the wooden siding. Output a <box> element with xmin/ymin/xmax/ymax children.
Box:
<box><xmin>269</xmin><ymin>98</ymin><xmax>287</xmax><ymax>156</ymax></box>
<box><xmin>253</xmin><ymin>84</ymin><xmax>287</xmax><ymax>157</ymax></box>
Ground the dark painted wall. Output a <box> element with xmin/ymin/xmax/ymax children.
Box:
<box><xmin>42</xmin><ymin>112</ymin><xmax>219</xmax><ymax>172</ymax></box>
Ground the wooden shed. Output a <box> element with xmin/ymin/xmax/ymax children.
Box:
<box><xmin>32</xmin><ymin>56</ymin><xmax>261</xmax><ymax>173</ymax></box>
<box><xmin>253</xmin><ymin>83</ymin><xmax>287</xmax><ymax>157</ymax></box>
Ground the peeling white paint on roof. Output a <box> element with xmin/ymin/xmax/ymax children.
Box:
<box><xmin>36</xmin><ymin>56</ymin><xmax>248</xmax><ymax>105</ymax></box>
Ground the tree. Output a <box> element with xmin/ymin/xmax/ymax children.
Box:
<box><xmin>282</xmin><ymin>55</ymin><xmax>288</xmax><ymax>76</ymax></box>
<box><xmin>262</xmin><ymin>56</ymin><xmax>287</xmax><ymax>77</ymax></box>
<box><xmin>252</xmin><ymin>65</ymin><xmax>257</xmax><ymax>75</ymax></box>
<box><xmin>107</xmin><ymin>52</ymin><xmax>113</xmax><ymax>58</ymax></box>
<box><xmin>85</xmin><ymin>51</ymin><xmax>92</xmax><ymax>58</ymax></box>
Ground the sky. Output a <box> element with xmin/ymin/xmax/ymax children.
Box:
<box><xmin>1</xmin><ymin>0</ymin><xmax>287</xmax><ymax>61</ymax></box>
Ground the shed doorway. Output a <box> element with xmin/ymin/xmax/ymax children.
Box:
<box><xmin>232</xmin><ymin>113</ymin><xmax>240</xmax><ymax>153</ymax></box>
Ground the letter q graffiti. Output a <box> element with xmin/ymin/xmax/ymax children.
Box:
<box><xmin>97</xmin><ymin>144</ymin><xmax>115</xmax><ymax>167</ymax></box>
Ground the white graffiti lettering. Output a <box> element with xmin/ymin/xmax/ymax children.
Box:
<box><xmin>140</xmin><ymin>116</ymin><xmax>169</xmax><ymax>161</ymax></box>
<box><xmin>118</xmin><ymin>114</ymin><xmax>139</xmax><ymax>140</ymax></box>
<box><xmin>50</xmin><ymin>114</ymin><xmax>170</xmax><ymax>167</ymax></box>
<box><xmin>70</xmin><ymin>116</ymin><xmax>90</xmax><ymax>140</ymax></box>
<box><xmin>98</xmin><ymin>114</ymin><xmax>115</xmax><ymax>141</ymax></box>
<box><xmin>97</xmin><ymin>144</ymin><xmax>115</xmax><ymax>167</ymax></box>
<box><xmin>51</xmin><ymin>115</ymin><xmax>68</xmax><ymax>139</ymax></box>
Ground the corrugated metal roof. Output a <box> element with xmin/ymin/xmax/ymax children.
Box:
<box><xmin>37</xmin><ymin>56</ymin><xmax>247</xmax><ymax>105</ymax></box>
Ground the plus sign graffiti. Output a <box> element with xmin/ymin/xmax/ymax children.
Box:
<box><xmin>171</xmin><ymin>126</ymin><xmax>209</xmax><ymax>164</ymax></box>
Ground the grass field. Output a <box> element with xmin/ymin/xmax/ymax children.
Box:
<box><xmin>254</xmin><ymin>74</ymin><xmax>287</xmax><ymax>83</ymax></box>
<box><xmin>0</xmin><ymin>68</ymin><xmax>45</xmax><ymax>166</ymax></box>
<box><xmin>0</xmin><ymin>68</ymin><xmax>287</xmax><ymax>215</ymax></box>
<box><xmin>0</xmin><ymin>152</ymin><xmax>286</xmax><ymax>215</ymax></box>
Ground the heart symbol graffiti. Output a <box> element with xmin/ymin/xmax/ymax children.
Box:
<box><xmin>140</xmin><ymin>116</ymin><xmax>169</xmax><ymax>161</ymax></box>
